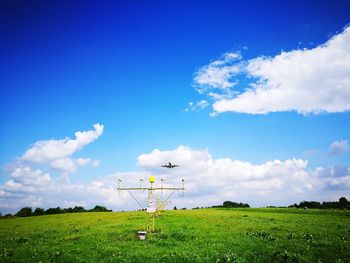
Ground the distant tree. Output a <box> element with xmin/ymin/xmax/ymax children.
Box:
<box><xmin>293</xmin><ymin>198</ymin><xmax>349</xmax><ymax>210</ymax></box>
<box><xmin>90</xmin><ymin>205</ymin><xmax>111</xmax><ymax>212</ymax></box>
<box><xmin>16</xmin><ymin>207</ymin><xmax>33</xmax><ymax>217</ymax></box>
<box><xmin>73</xmin><ymin>206</ymin><xmax>85</xmax><ymax>213</ymax></box>
<box><xmin>223</xmin><ymin>201</ymin><xmax>232</xmax><ymax>207</ymax></box>
<box><xmin>339</xmin><ymin>197</ymin><xmax>347</xmax><ymax>203</ymax></box>
<box><xmin>173</xmin><ymin>206</ymin><xmax>177</xmax><ymax>210</ymax></box>
<box><xmin>321</xmin><ymin>201</ymin><xmax>339</xmax><ymax>209</ymax></box>
<box><xmin>64</xmin><ymin>207</ymin><xmax>74</xmax><ymax>213</ymax></box>
<box><xmin>4</xmin><ymin>213</ymin><xmax>13</xmax><ymax>218</ymax></box>
<box><xmin>45</xmin><ymin>208</ymin><xmax>55</xmax><ymax>215</ymax></box>
<box><xmin>339</xmin><ymin>197</ymin><xmax>349</xmax><ymax>209</ymax></box>
<box><xmin>222</xmin><ymin>201</ymin><xmax>250</xmax><ymax>208</ymax></box>
<box><xmin>0</xmin><ymin>212</ymin><xmax>2</xmax><ymax>218</ymax></box>
<box><xmin>299</xmin><ymin>201</ymin><xmax>321</xmax><ymax>209</ymax></box>
<box><xmin>33</xmin><ymin>208</ymin><xmax>45</xmax><ymax>216</ymax></box>
<box><xmin>45</xmin><ymin>207</ymin><xmax>62</xmax><ymax>215</ymax></box>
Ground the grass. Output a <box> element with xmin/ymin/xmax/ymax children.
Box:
<box><xmin>0</xmin><ymin>208</ymin><xmax>349</xmax><ymax>262</ymax></box>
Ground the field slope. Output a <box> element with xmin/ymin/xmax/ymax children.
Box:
<box><xmin>1</xmin><ymin>208</ymin><xmax>349</xmax><ymax>262</ymax></box>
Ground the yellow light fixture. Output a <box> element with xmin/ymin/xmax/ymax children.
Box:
<box><xmin>149</xmin><ymin>176</ymin><xmax>155</xmax><ymax>183</ymax></box>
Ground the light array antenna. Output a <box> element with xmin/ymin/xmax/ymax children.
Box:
<box><xmin>117</xmin><ymin>176</ymin><xmax>185</xmax><ymax>232</ymax></box>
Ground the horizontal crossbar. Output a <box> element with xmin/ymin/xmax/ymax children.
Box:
<box><xmin>118</xmin><ymin>187</ymin><xmax>185</xmax><ymax>191</ymax></box>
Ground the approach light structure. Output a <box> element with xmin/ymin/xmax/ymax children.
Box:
<box><xmin>117</xmin><ymin>164</ymin><xmax>184</xmax><ymax>232</ymax></box>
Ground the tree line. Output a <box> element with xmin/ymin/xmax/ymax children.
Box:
<box><xmin>1</xmin><ymin>197</ymin><xmax>348</xmax><ymax>218</ymax></box>
<box><xmin>212</xmin><ymin>201</ymin><xmax>250</xmax><ymax>208</ymax></box>
<box><xmin>289</xmin><ymin>197</ymin><xmax>350</xmax><ymax>209</ymax></box>
<box><xmin>0</xmin><ymin>205</ymin><xmax>112</xmax><ymax>218</ymax></box>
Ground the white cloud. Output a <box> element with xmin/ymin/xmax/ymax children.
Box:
<box><xmin>137</xmin><ymin>146</ymin><xmax>349</xmax><ymax>207</ymax></box>
<box><xmin>2</xmin><ymin>166</ymin><xmax>53</xmax><ymax>196</ymax></box>
<box><xmin>20</xmin><ymin>124</ymin><xmax>103</xmax><ymax>174</ymax></box>
<box><xmin>50</xmin><ymin>158</ymin><xmax>77</xmax><ymax>173</ymax></box>
<box><xmin>312</xmin><ymin>166</ymin><xmax>350</xmax><ymax>190</ymax></box>
<box><xmin>194</xmin><ymin>52</ymin><xmax>242</xmax><ymax>91</ymax></box>
<box><xmin>326</xmin><ymin>175</ymin><xmax>350</xmax><ymax>190</ymax></box>
<box><xmin>11</xmin><ymin>166</ymin><xmax>52</xmax><ymax>187</ymax></box>
<box><xmin>184</xmin><ymin>100</ymin><xmax>209</xmax><ymax>112</ymax></box>
<box><xmin>0</xmin><ymin>123</ymin><xmax>106</xmax><ymax>213</ymax></box>
<box><xmin>76</xmin><ymin>158</ymin><xmax>92</xmax><ymax>166</ymax></box>
<box><xmin>49</xmin><ymin>157</ymin><xmax>100</xmax><ymax>174</ymax></box>
<box><xmin>0</xmin><ymin>165</ymin><xmax>128</xmax><ymax>213</ymax></box>
<box><xmin>328</xmin><ymin>139</ymin><xmax>349</xmax><ymax>155</ymax></box>
<box><xmin>22</xmin><ymin>123</ymin><xmax>103</xmax><ymax>163</ymax></box>
<box><xmin>194</xmin><ymin>26</ymin><xmax>350</xmax><ymax>115</ymax></box>
<box><xmin>1</xmin><ymin>145</ymin><xmax>349</xmax><ymax>213</ymax></box>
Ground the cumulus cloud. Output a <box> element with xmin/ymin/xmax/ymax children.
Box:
<box><xmin>0</xmin><ymin>165</ymin><xmax>127</xmax><ymax>213</ymax></box>
<box><xmin>21</xmin><ymin>124</ymin><xmax>103</xmax><ymax>174</ymax></box>
<box><xmin>312</xmin><ymin>166</ymin><xmax>350</xmax><ymax>190</ymax></box>
<box><xmin>328</xmin><ymin>139</ymin><xmax>349</xmax><ymax>155</ymax></box>
<box><xmin>193</xmin><ymin>26</ymin><xmax>350</xmax><ymax>115</ymax></box>
<box><xmin>1</xmin><ymin>145</ymin><xmax>349</xmax><ymax>213</ymax></box>
<box><xmin>50</xmin><ymin>157</ymin><xmax>99</xmax><ymax>174</ymax></box>
<box><xmin>313</xmin><ymin>166</ymin><xmax>350</xmax><ymax>178</ymax></box>
<box><xmin>0</xmin><ymin>123</ymin><xmax>107</xmax><ymax>213</ymax></box>
<box><xmin>137</xmin><ymin>146</ymin><xmax>349</xmax><ymax>207</ymax></box>
<box><xmin>22</xmin><ymin>123</ymin><xmax>103</xmax><ymax>163</ymax></box>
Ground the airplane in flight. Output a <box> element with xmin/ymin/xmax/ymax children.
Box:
<box><xmin>161</xmin><ymin>162</ymin><xmax>179</xmax><ymax>168</ymax></box>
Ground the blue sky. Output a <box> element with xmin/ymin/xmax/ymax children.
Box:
<box><xmin>1</xmin><ymin>0</ymin><xmax>350</xmax><ymax>212</ymax></box>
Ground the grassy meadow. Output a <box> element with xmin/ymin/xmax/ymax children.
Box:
<box><xmin>0</xmin><ymin>208</ymin><xmax>349</xmax><ymax>262</ymax></box>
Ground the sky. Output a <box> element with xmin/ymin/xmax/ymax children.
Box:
<box><xmin>1</xmin><ymin>0</ymin><xmax>350</xmax><ymax>213</ymax></box>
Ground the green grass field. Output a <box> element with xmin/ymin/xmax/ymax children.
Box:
<box><xmin>1</xmin><ymin>208</ymin><xmax>349</xmax><ymax>262</ymax></box>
